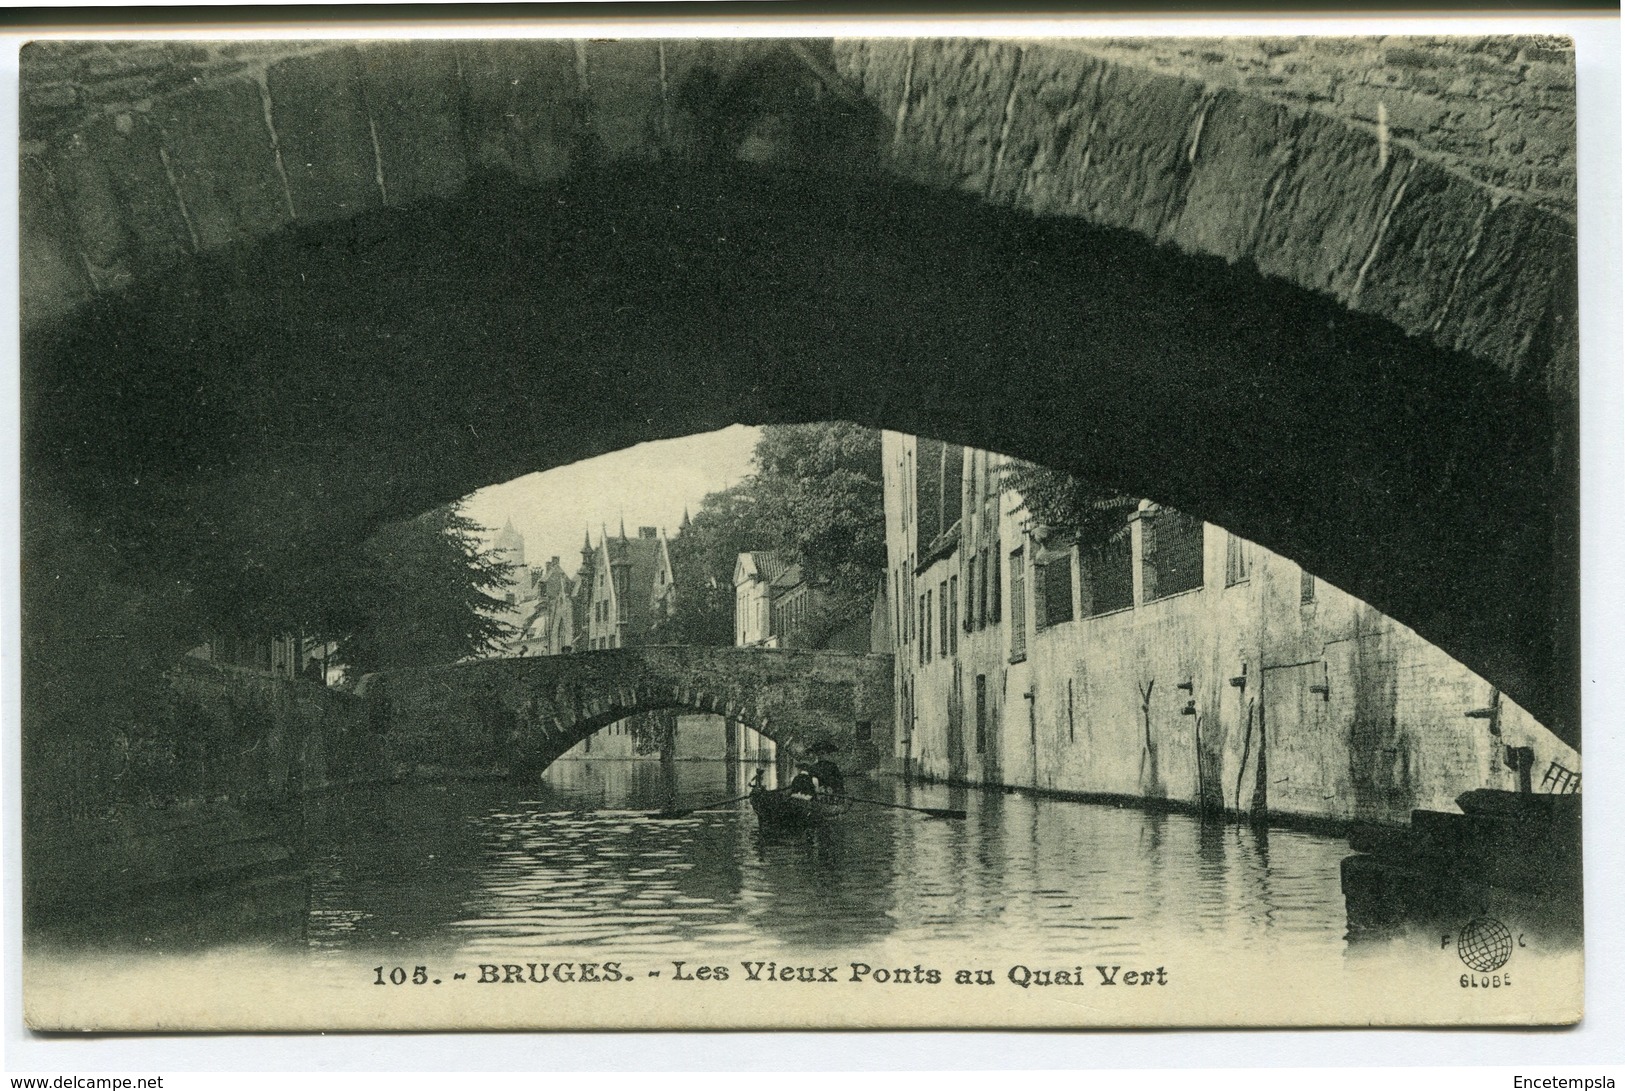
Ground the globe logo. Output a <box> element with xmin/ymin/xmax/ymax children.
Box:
<box><xmin>1458</xmin><ymin>917</ymin><xmax>1514</xmax><ymax>972</ymax></box>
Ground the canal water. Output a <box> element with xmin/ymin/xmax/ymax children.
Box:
<box><xmin>289</xmin><ymin>759</ymin><xmax>1353</xmax><ymax>963</ymax></box>
<box><xmin>28</xmin><ymin>759</ymin><xmax>1587</xmax><ymax>1029</ymax></box>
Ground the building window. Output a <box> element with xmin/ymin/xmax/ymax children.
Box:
<box><xmin>916</xmin><ymin>598</ymin><xmax>929</xmax><ymax>666</ymax></box>
<box><xmin>897</xmin><ymin>572</ymin><xmax>910</xmax><ymax>650</ymax></box>
<box><xmin>942</xmin><ymin>443</ymin><xmax>964</xmax><ymax>531</ymax></box>
<box><xmin>1009</xmin><ymin>547</ymin><xmax>1027</xmax><ymax>663</ymax></box>
<box><xmin>1067</xmin><ymin>678</ymin><xmax>1075</xmax><ymax>742</ymax></box>
<box><xmin>1142</xmin><ymin>508</ymin><xmax>1204</xmax><ymax>602</ymax></box>
<box><xmin>975</xmin><ymin>674</ymin><xmax>987</xmax><ymax>755</ymax></box>
<box><xmin>949</xmin><ymin>575</ymin><xmax>959</xmax><ymax>655</ymax></box>
<box><xmin>906</xmin><ymin>563</ymin><xmax>914</xmax><ymax>643</ymax></box>
<box><xmin>1035</xmin><ymin>551</ymin><xmax>1075</xmax><ymax>629</ymax></box>
<box><xmin>1301</xmin><ymin>569</ymin><xmax>1316</xmax><ymax>603</ymax></box>
<box><xmin>916</xmin><ymin>595</ymin><xmax>924</xmax><ymax>664</ymax></box>
<box><xmin>1225</xmin><ymin>532</ymin><xmax>1252</xmax><ymax>586</ymax></box>
<box><xmin>905</xmin><ymin>449</ymin><xmax>913</xmax><ymax>529</ymax></box>
<box><xmin>991</xmin><ymin>549</ymin><xmax>1002</xmax><ymax>623</ymax></box>
<box><xmin>978</xmin><ymin>549</ymin><xmax>990</xmax><ymax>629</ymax></box>
<box><xmin>965</xmin><ymin>557</ymin><xmax>977</xmax><ymax>632</ymax></box>
<box><xmin>1080</xmin><ymin>530</ymin><xmax>1133</xmax><ymax>616</ymax></box>
<box><xmin>926</xmin><ymin>589</ymin><xmax>934</xmax><ymax>660</ymax></box>
<box><xmin>938</xmin><ymin>579</ymin><xmax>949</xmax><ymax>659</ymax></box>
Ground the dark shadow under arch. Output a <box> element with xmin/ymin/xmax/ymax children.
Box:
<box><xmin>21</xmin><ymin>162</ymin><xmax>1576</xmax><ymax>746</ymax></box>
<box><xmin>534</xmin><ymin>698</ymin><xmax>770</xmax><ymax>777</ymax></box>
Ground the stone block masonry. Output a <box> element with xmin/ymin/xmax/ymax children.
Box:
<box><xmin>832</xmin><ymin>36</ymin><xmax>1575</xmax><ymax>395</ymax></box>
<box><xmin>370</xmin><ymin>646</ymin><xmax>895</xmax><ymax>780</ymax></box>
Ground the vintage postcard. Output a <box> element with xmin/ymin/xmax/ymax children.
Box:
<box><xmin>17</xmin><ymin>31</ymin><xmax>1586</xmax><ymax>1032</ymax></box>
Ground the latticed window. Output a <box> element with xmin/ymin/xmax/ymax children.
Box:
<box><xmin>1142</xmin><ymin>508</ymin><xmax>1204</xmax><ymax>602</ymax></box>
<box><xmin>1081</xmin><ymin>530</ymin><xmax>1133</xmax><ymax>616</ymax></box>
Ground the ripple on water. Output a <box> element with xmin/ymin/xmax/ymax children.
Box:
<box><xmin>288</xmin><ymin>763</ymin><xmax>1359</xmax><ymax>965</ymax></box>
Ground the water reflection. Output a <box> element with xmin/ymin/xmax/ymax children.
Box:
<box><xmin>37</xmin><ymin>759</ymin><xmax>1365</xmax><ymax>963</ymax></box>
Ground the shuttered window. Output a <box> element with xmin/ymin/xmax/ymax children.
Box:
<box><xmin>991</xmin><ymin>550</ymin><xmax>1002</xmax><ymax>623</ymax></box>
<box><xmin>1225</xmin><ymin>532</ymin><xmax>1252</xmax><ymax>586</ymax></box>
<box><xmin>1036</xmin><ymin>552</ymin><xmax>1074</xmax><ymax>629</ymax></box>
<box><xmin>1009</xmin><ymin>547</ymin><xmax>1027</xmax><ymax>663</ymax></box>
<box><xmin>978</xmin><ymin>549</ymin><xmax>990</xmax><ymax>628</ymax></box>
<box><xmin>965</xmin><ymin>557</ymin><xmax>977</xmax><ymax>632</ymax></box>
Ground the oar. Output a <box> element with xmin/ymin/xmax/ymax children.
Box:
<box><xmin>845</xmin><ymin>795</ymin><xmax>967</xmax><ymax>820</ymax></box>
<box><xmin>647</xmin><ymin>792</ymin><xmax>756</xmax><ymax>820</ymax></box>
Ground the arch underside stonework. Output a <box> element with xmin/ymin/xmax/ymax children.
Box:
<box><xmin>19</xmin><ymin>37</ymin><xmax>1579</xmax><ymax>749</ymax></box>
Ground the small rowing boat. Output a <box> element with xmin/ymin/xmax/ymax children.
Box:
<box><xmin>749</xmin><ymin>785</ymin><xmax>849</xmax><ymax>829</ymax></box>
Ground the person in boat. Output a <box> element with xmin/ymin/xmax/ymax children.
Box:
<box><xmin>808</xmin><ymin>757</ymin><xmax>845</xmax><ymax>798</ymax></box>
<box><xmin>801</xmin><ymin>738</ymin><xmax>844</xmax><ymax>799</ymax></box>
<box><xmin>786</xmin><ymin>761</ymin><xmax>822</xmax><ymax>801</ymax></box>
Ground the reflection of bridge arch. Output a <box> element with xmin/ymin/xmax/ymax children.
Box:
<box><xmin>368</xmin><ymin>647</ymin><xmax>894</xmax><ymax>779</ymax></box>
<box><xmin>21</xmin><ymin>38</ymin><xmax>1577</xmax><ymax>747</ymax></box>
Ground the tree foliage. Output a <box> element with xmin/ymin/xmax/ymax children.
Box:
<box><xmin>749</xmin><ymin>422</ymin><xmax>886</xmax><ymax>599</ymax></box>
<box><xmin>656</xmin><ymin>422</ymin><xmax>885</xmax><ymax>647</ymax></box>
<box><xmin>655</xmin><ymin>483</ymin><xmax>761</xmax><ymax>647</ymax></box>
<box><xmin>301</xmin><ymin>504</ymin><xmax>515</xmax><ymax>675</ymax></box>
<box><xmin>997</xmin><ymin>461</ymin><xmax>1138</xmax><ymax>548</ymax></box>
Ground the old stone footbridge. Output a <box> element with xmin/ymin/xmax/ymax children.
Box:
<box><xmin>363</xmin><ymin>647</ymin><xmax>896</xmax><ymax>779</ymax></box>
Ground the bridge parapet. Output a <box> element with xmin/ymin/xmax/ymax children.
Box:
<box><xmin>367</xmin><ymin>646</ymin><xmax>896</xmax><ymax>780</ymax></box>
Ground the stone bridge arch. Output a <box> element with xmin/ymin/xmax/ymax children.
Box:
<box><xmin>20</xmin><ymin>37</ymin><xmax>1579</xmax><ymax>747</ymax></box>
<box><xmin>364</xmin><ymin>647</ymin><xmax>895</xmax><ymax>779</ymax></box>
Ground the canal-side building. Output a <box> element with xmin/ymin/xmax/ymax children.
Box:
<box><xmin>734</xmin><ymin>551</ymin><xmax>788</xmax><ymax>647</ymax></box>
<box><xmin>584</xmin><ymin>524</ymin><xmax>676</xmax><ymax>651</ymax></box>
<box><xmin>734</xmin><ymin>551</ymin><xmax>875</xmax><ymax>653</ymax></box>
<box><xmin>729</xmin><ymin>551</ymin><xmax>792</xmax><ymax>765</ymax></box>
<box><xmin>882</xmin><ymin>432</ymin><xmax>1581</xmax><ymax>827</ymax></box>
<box><xmin>512</xmin><ymin>556</ymin><xmax>579</xmax><ymax>657</ymax></box>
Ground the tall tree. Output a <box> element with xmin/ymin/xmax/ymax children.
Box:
<box><xmin>309</xmin><ymin>504</ymin><xmax>515</xmax><ymax>675</ymax></box>
<box><xmin>657</xmin><ymin>422</ymin><xmax>885</xmax><ymax>647</ymax></box>
<box><xmin>655</xmin><ymin>483</ymin><xmax>762</xmax><ymax>646</ymax></box>
<box><xmin>751</xmin><ymin>422</ymin><xmax>886</xmax><ymax>598</ymax></box>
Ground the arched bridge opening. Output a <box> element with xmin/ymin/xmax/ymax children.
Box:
<box><xmin>20</xmin><ymin>37</ymin><xmax>1578</xmax><ymax>754</ymax></box>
